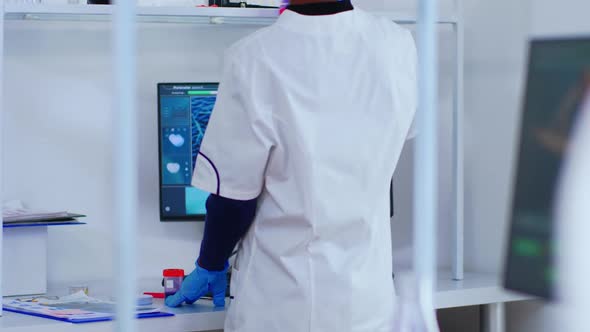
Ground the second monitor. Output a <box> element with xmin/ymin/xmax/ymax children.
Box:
<box><xmin>158</xmin><ymin>83</ymin><xmax>219</xmax><ymax>221</ymax></box>
<box><xmin>504</xmin><ymin>37</ymin><xmax>590</xmax><ymax>298</ymax></box>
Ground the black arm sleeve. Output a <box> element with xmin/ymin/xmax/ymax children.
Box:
<box><xmin>198</xmin><ymin>194</ymin><xmax>257</xmax><ymax>271</ymax></box>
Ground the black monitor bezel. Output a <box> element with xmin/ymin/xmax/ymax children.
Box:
<box><xmin>157</xmin><ymin>82</ymin><xmax>219</xmax><ymax>222</ymax></box>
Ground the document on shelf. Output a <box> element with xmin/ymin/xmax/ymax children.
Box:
<box><xmin>2</xmin><ymin>200</ymin><xmax>77</xmax><ymax>223</ymax></box>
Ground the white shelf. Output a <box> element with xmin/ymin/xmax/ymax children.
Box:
<box><xmin>3</xmin><ymin>4</ymin><xmax>458</xmax><ymax>25</ymax></box>
<box><xmin>0</xmin><ymin>271</ymin><xmax>533</xmax><ymax>332</ymax></box>
<box><xmin>374</xmin><ymin>10</ymin><xmax>458</xmax><ymax>24</ymax></box>
<box><xmin>434</xmin><ymin>271</ymin><xmax>534</xmax><ymax>309</ymax></box>
<box><xmin>4</xmin><ymin>4</ymin><xmax>279</xmax><ymax>25</ymax></box>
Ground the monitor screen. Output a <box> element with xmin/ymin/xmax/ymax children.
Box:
<box><xmin>504</xmin><ymin>37</ymin><xmax>590</xmax><ymax>298</ymax></box>
<box><xmin>158</xmin><ymin>83</ymin><xmax>219</xmax><ymax>221</ymax></box>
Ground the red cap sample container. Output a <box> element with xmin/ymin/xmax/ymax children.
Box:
<box><xmin>163</xmin><ymin>269</ymin><xmax>185</xmax><ymax>297</ymax></box>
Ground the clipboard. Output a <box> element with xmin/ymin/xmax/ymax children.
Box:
<box><xmin>3</xmin><ymin>307</ymin><xmax>174</xmax><ymax>324</ymax></box>
<box><xmin>3</xmin><ymin>296</ymin><xmax>174</xmax><ymax>324</ymax></box>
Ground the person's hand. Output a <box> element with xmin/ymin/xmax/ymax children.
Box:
<box><xmin>165</xmin><ymin>261</ymin><xmax>228</xmax><ymax>308</ymax></box>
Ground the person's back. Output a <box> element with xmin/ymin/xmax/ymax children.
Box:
<box><xmin>215</xmin><ymin>7</ymin><xmax>417</xmax><ymax>332</ymax></box>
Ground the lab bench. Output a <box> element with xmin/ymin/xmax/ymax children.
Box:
<box><xmin>0</xmin><ymin>271</ymin><xmax>533</xmax><ymax>332</ymax></box>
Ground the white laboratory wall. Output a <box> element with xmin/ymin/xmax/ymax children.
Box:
<box><xmin>391</xmin><ymin>25</ymin><xmax>456</xmax><ymax>270</ymax></box>
<box><xmin>530</xmin><ymin>0</ymin><xmax>590</xmax><ymax>37</ymax></box>
<box><xmin>462</xmin><ymin>0</ymin><xmax>532</xmax><ymax>274</ymax></box>
<box><xmin>2</xmin><ymin>21</ymin><xmax>260</xmax><ymax>285</ymax></box>
<box><xmin>1</xmin><ymin>3</ymin><xmax>459</xmax><ymax>289</ymax></box>
<box><xmin>356</xmin><ymin>0</ymin><xmax>455</xmax><ymax>12</ymax></box>
<box><xmin>362</xmin><ymin>0</ymin><xmax>459</xmax><ymax>274</ymax></box>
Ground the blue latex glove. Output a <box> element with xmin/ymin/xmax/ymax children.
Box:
<box><xmin>165</xmin><ymin>261</ymin><xmax>228</xmax><ymax>308</ymax></box>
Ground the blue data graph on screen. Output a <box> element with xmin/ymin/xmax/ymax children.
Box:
<box><xmin>191</xmin><ymin>96</ymin><xmax>215</xmax><ymax>171</ymax></box>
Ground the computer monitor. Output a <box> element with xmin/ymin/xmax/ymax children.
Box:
<box><xmin>158</xmin><ymin>83</ymin><xmax>219</xmax><ymax>221</ymax></box>
<box><xmin>504</xmin><ymin>37</ymin><xmax>590</xmax><ymax>298</ymax></box>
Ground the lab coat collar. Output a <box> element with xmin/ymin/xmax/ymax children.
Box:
<box><xmin>286</xmin><ymin>0</ymin><xmax>353</xmax><ymax>16</ymax></box>
<box><xmin>276</xmin><ymin>6</ymin><xmax>358</xmax><ymax>35</ymax></box>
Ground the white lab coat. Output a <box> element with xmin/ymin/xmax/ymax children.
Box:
<box><xmin>192</xmin><ymin>8</ymin><xmax>417</xmax><ymax>332</ymax></box>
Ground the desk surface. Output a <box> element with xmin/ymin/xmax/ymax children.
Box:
<box><xmin>0</xmin><ymin>271</ymin><xmax>533</xmax><ymax>332</ymax></box>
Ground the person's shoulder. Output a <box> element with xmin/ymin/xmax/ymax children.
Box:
<box><xmin>224</xmin><ymin>25</ymin><xmax>275</xmax><ymax>59</ymax></box>
<box><xmin>354</xmin><ymin>9</ymin><xmax>414</xmax><ymax>47</ymax></box>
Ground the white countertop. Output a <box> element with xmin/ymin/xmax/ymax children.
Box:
<box><xmin>0</xmin><ymin>271</ymin><xmax>534</xmax><ymax>332</ymax></box>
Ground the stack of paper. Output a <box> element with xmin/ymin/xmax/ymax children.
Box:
<box><xmin>2</xmin><ymin>200</ymin><xmax>85</xmax><ymax>224</ymax></box>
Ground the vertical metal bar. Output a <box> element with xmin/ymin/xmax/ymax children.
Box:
<box><xmin>415</xmin><ymin>0</ymin><xmax>439</xmax><ymax>328</ymax></box>
<box><xmin>0</xmin><ymin>0</ymin><xmax>4</xmax><ymax>315</ymax></box>
<box><xmin>452</xmin><ymin>0</ymin><xmax>465</xmax><ymax>281</ymax></box>
<box><xmin>113</xmin><ymin>0</ymin><xmax>137</xmax><ymax>331</ymax></box>
<box><xmin>481</xmin><ymin>303</ymin><xmax>506</xmax><ymax>332</ymax></box>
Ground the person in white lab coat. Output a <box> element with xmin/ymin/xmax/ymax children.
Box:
<box><xmin>165</xmin><ymin>0</ymin><xmax>418</xmax><ymax>331</ymax></box>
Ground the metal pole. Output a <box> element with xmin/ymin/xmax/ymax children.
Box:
<box><xmin>452</xmin><ymin>0</ymin><xmax>465</xmax><ymax>281</ymax></box>
<box><xmin>0</xmin><ymin>0</ymin><xmax>5</xmax><ymax>314</ymax></box>
<box><xmin>481</xmin><ymin>303</ymin><xmax>506</xmax><ymax>332</ymax></box>
<box><xmin>113</xmin><ymin>0</ymin><xmax>137</xmax><ymax>331</ymax></box>
<box><xmin>415</xmin><ymin>0</ymin><xmax>439</xmax><ymax>329</ymax></box>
